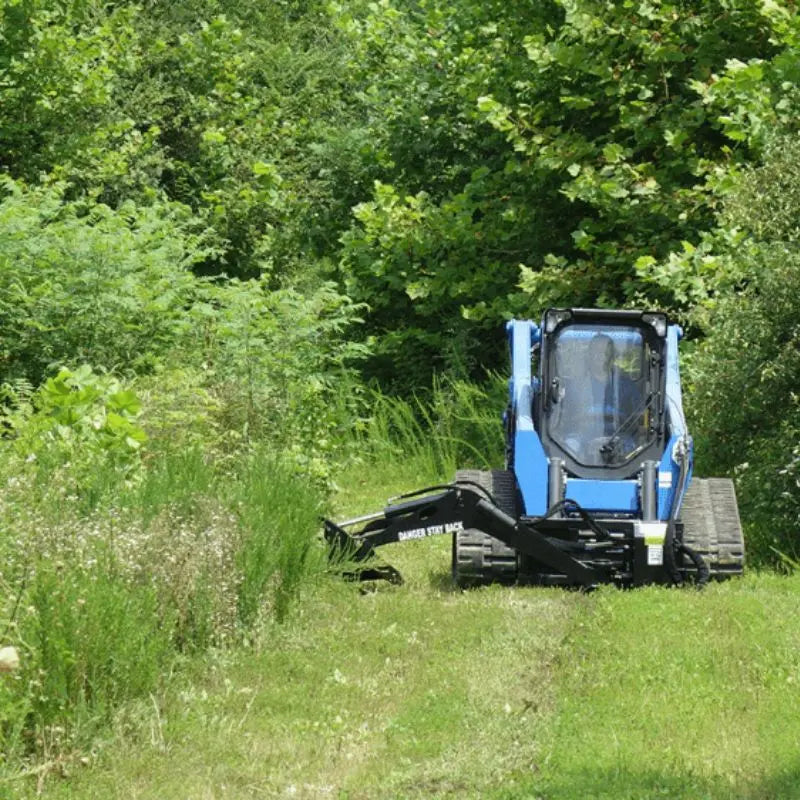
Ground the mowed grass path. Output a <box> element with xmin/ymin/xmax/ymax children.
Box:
<box><xmin>22</xmin><ymin>464</ymin><xmax>800</xmax><ymax>799</ymax></box>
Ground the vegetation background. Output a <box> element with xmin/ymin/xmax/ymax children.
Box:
<box><xmin>1</xmin><ymin>0</ymin><xmax>800</xmax><ymax>796</ymax></box>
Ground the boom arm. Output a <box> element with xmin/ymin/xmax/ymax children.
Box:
<box><xmin>324</xmin><ymin>486</ymin><xmax>602</xmax><ymax>586</ymax></box>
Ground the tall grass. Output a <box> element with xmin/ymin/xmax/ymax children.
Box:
<box><xmin>0</xmin><ymin>444</ymin><xmax>326</xmax><ymax>765</ymax></box>
<box><xmin>357</xmin><ymin>376</ymin><xmax>507</xmax><ymax>480</ymax></box>
<box><xmin>232</xmin><ymin>451</ymin><xmax>326</xmax><ymax>627</ymax></box>
<box><xmin>0</xmin><ymin>373</ymin><xmax>505</xmax><ymax>771</ymax></box>
<box><xmin>25</xmin><ymin>559</ymin><xmax>175</xmax><ymax>729</ymax></box>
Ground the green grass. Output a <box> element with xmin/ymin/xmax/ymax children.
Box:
<box><xmin>10</xmin><ymin>445</ymin><xmax>800</xmax><ymax>799</ymax></box>
<box><xmin>353</xmin><ymin>376</ymin><xmax>506</xmax><ymax>480</ymax></box>
<box><xmin>25</xmin><ymin>579</ymin><xmax>571</xmax><ymax>799</ymax></box>
<box><xmin>34</xmin><ymin>573</ymin><xmax>800</xmax><ymax>800</ymax></box>
<box><xmin>511</xmin><ymin>574</ymin><xmax>800</xmax><ymax>800</ymax></box>
<box><xmin>5</xmin><ymin>385</ymin><xmax>800</xmax><ymax>798</ymax></box>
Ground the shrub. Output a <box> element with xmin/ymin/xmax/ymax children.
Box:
<box><xmin>185</xmin><ymin>278</ymin><xmax>369</xmax><ymax>482</ymax></box>
<box><xmin>689</xmin><ymin>135</ymin><xmax>800</xmax><ymax>566</ymax></box>
<box><xmin>0</xmin><ymin>180</ymin><xmax>204</xmax><ymax>384</ymax></box>
<box><xmin>0</xmin><ymin>180</ymin><xmax>370</xmax><ymax>485</ymax></box>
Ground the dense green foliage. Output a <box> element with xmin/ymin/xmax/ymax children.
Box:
<box><xmin>3</xmin><ymin>1</ymin><xmax>798</xmax><ymax>381</ymax></box>
<box><xmin>0</xmin><ymin>182</ymin><xmax>201</xmax><ymax>383</ymax></box>
<box><xmin>336</xmin><ymin>0</ymin><xmax>800</xmax><ymax>381</ymax></box>
<box><xmin>690</xmin><ymin>135</ymin><xmax>800</xmax><ymax>565</ymax></box>
<box><xmin>0</xmin><ymin>1</ymin><xmax>359</xmax><ymax>280</ymax></box>
<box><xmin>1</xmin><ymin>0</ymin><xmax>800</xmax><ymax>782</ymax></box>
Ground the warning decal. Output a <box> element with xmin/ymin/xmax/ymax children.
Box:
<box><xmin>647</xmin><ymin>544</ymin><xmax>664</xmax><ymax>566</ymax></box>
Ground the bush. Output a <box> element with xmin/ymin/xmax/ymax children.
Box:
<box><xmin>0</xmin><ymin>180</ymin><xmax>204</xmax><ymax>384</ymax></box>
<box><xmin>0</xmin><ymin>180</ymin><xmax>370</xmax><ymax>485</ymax></box>
<box><xmin>689</xmin><ymin>135</ymin><xmax>800</xmax><ymax>566</ymax></box>
<box><xmin>186</xmin><ymin>278</ymin><xmax>369</xmax><ymax>479</ymax></box>
<box><xmin>334</xmin><ymin>0</ymin><xmax>798</xmax><ymax>390</ymax></box>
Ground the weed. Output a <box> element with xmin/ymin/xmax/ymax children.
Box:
<box><xmin>355</xmin><ymin>375</ymin><xmax>506</xmax><ymax>479</ymax></box>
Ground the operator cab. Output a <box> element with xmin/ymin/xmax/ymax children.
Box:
<box><xmin>537</xmin><ymin>309</ymin><xmax>667</xmax><ymax>481</ymax></box>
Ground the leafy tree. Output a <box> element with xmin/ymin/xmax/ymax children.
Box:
<box><xmin>336</xmin><ymin>0</ymin><xmax>798</xmax><ymax>388</ymax></box>
<box><xmin>335</xmin><ymin>0</ymin><xmax>564</xmax><ymax>385</ymax></box>
<box><xmin>1</xmin><ymin>1</ymin><xmax>367</xmax><ymax>282</ymax></box>
<box><xmin>0</xmin><ymin>1</ymin><xmax>156</xmax><ymax>191</ymax></box>
<box><xmin>129</xmin><ymin>3</ymin><xmax>370</xmax><ymax>280</ymax></box>
<box><xmin>3</xmin><ymin>0</ymin><xmax>799</xmax><ymax>400</ymax></box>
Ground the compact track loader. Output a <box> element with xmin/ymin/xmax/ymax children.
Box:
<box><xmin>325</xmin><ymin>309</ymin><xmax>744</xmax><ymax>588</ymax></box>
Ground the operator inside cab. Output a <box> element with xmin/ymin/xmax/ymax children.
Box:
<box><xmin>551</xmin><ymin>329</ymin><xmax>643</xmax><ymax>467</ymax></box>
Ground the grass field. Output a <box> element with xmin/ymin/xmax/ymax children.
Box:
<box><xmin>9</xmin><ymin>461</ymin><xmax>800</xmax><ymax>800</ymax></box>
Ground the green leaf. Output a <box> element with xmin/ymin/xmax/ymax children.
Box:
<box><xmin>109</xmin><ymin>390</ymin><xmax>142</xmax><ymax>415</ymax></box>
<box><xmin>602</xmin><ymin>143</ymin><xmax>625</xmax><ymax>164</ymax></box>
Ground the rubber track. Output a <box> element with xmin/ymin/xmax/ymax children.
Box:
<box><xmin>452</xmin><ymin>469</ymin><xmax>518</xmax><ymax>587</ymax></box>
<box><xmin>679</xmin><ymin>478</ymin><xmax>745</xmax><ymax>578</ymax></box>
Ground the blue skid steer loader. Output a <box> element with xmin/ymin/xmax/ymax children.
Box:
<box><xmin>325</xmin><ymin>309</ymin><xmax>744</xmax><ymax>588</ymax></box>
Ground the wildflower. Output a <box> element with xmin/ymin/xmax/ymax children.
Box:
<box><xmin>0</xmin><ymin>646</ymin><xmax>20</xmax><ymax>673</ymax></box>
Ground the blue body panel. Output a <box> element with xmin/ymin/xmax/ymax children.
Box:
<box><xmin>506</xmin><ymin>315</ymin><xmax>688</xmax><ymax>520</ymax></box>
<box><xmin>565</xmin><ymin>479</ymin><xmax>639</xmax><ymax>513</ymax></box>
<box><xmin>507</xmin><ymin>320</ymin><xmax>548</xmax><ymax>515</ymax></box>
<box><xmin>657</xmin><ymin>324</ymin><xmax>693</xmax><ymax>520</ymax></box>
<box><xmin>657</xmin><ymin>437</ymin><xmax>679</xmax><ymax>520</ymax></box>
<box><xmin>515</xmin><ymin>429</ymin><xmax>549</xmax><ymax>515</ymax></box>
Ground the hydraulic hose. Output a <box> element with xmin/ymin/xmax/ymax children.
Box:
<box><xmin>678</xmin><ymin>542</ymin><xmax>710</xmax><ymax>588</ymax></box>
<box><xmin>529</xmin><ymin>497</ymin><xmax>613</xmax><ymax>541</ymax></box>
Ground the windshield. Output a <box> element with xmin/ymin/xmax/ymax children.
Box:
<box><xmin>546</xmin><ymin>324</ymin><xmax>653</xmax><ymax>467</ymax></box>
